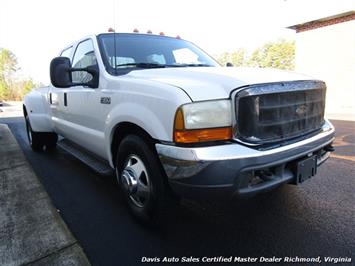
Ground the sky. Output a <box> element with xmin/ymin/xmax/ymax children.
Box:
<box><xmin>0</xmin><ymin>0</ymin><xmax>354</xmax><ymax>84</ymax></box>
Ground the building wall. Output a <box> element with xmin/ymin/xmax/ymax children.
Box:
<box><xmin>295</xmin><ymin>19</ymin><xmax>355</xmax><ymax>118</ymax></box>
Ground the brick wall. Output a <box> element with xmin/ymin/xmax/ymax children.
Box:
<box><xmin>296</xmin><ymin>13</ymin><xmax>355</xmax><ymax>33</ymax></box>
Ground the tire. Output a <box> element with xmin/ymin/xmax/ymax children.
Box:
<box><xmin>25</xmin><ymin>115</ymin><xmax>58</xmax><ymax>152</ymax></box>
<box><xmin>43</xmin><ymin>133</ymin><xmax>58</xmax><ymax>150</ymax></box>
<box><xmin>116</xmin><ymin>134</ymin><xmax>176</xmax><ymax>223</ymax></box>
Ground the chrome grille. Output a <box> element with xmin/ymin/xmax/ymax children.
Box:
<box><xmin>235</xmin><ymin>81</ymin><xmax>326</xmax><ymax>144</ymax></box>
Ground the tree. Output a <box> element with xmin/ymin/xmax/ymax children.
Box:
<box><xmin>217</xmin><ymin>40</ymin><xmax>295</xmax><ymax>71</ymax></box>
<box><xmin>0</xmin><ymin>48</ymin><xmax>18</xmax><ymax>99</ymax></box>
<box><xmin>247</xmin><ymin>40</ymin><xmax>295</xmax><ymax>70</ymax></box>
<box><xmin>0</xmin><ymin>48</ymin><xmax>38</xmax><ymax>100</ymax></box>
<box><xmin>217</xmin><ymin>48</ymin><xmax>247</xmax><ymax>67</ymax></box>
<box><xmin>22</xmin><ymin>79</ymin><xmax>35</xmax><ymax>96</ymax></box>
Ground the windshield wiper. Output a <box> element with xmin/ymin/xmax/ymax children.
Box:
<box><xmin>170</xmin><ymin>63</ymin><xmax>213</xmax><ymax>67</ymax></box>
<box><xmin>115</xmin><ymin>62</ymin><xmax>167</xmax><ymax>68</ymax></box>
<box><xmin>115</xmin><ymin>62</ymin><xmax>214</xmax><ymax>69</ymax></box>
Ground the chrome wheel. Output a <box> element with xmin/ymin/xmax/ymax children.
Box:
<box><xmin>121</xmin><ymin>154</ymin><xmax>151</xmax><ymax>208</ymax></box>
<box><xmin>117</xmin><ymin>135</ymin><xmax>177</xmax><ymax>222</ymax></box>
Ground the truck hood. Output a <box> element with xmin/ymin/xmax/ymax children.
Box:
<box><xmin>126</xmin><ymin>67</ymin><xmax>313</xmax><ymax>101</ymax></box>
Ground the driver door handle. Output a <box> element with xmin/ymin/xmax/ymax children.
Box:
<box><xmin>64</xmin><ymin>93</ymin><xmax>67</xmax><ymax>106</ymax></box>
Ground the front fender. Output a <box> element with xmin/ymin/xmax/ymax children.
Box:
<box><xmin>105</xmin><ymin>101</ymin><xmax>169</xmax><ymax>140</ymax></box>
<box><xmin>104</xmin><ymin>102</ymin><xmax>174</xmax><ymax>167</ymax></box>
<box><xmin>23</xmin><ymin>88</ymin><xmax>53</xmax><ymax>132</ymax></box>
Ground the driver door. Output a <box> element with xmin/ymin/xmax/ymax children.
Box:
<box><xmin>58</xmin><ymin>38</ymin><xmax>106</xmax><ymax>158</ymax></box>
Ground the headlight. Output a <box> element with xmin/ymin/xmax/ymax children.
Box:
<box><xmin>173</xmin><ymin>100</ymin><xmax>232</xmax><ymax>143</ymax></box>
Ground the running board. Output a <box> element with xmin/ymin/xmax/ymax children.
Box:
<box><xmin>58</xmin><ymin>139</ymin><xmax>114</xmax><ymax>176</ymax></box>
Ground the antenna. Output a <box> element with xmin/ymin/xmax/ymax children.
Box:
<box><xmin>112</xmin><ymin>0</ymin><xmax>117</xmax><ymax>73</ymax></box>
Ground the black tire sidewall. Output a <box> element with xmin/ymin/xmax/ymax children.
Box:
<box><xmin>25</xmin><ymin>116</ymin><xmax>33</xmax><ymax>145</ymax></box>
<box><xmin>25</xmin><ymin>116</ymin><xmax>43</xmax><ymax>151</ymax></box>
<box><xmin>25</xmin><ymin>116</ymin><xmax>57</xmax><ymax>151</ymax></box>
<box><xmin>44</xmin><ymin>133</ymin><xmax>58</xmax><ymax>150</ymax></box>
<box><xmin>116</xmin><ymin>135</ymin><xmax>168</xmax><ymax>222</ymax></box>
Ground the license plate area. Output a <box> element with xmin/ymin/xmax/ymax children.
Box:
<box><xmin>292</xmin><ymin>155</ymin><xmax>317</xmax><ymax>184</ymax></box>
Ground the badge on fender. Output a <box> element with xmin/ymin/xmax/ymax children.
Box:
<box><xmin>100</xmin><ymin>97</ymin><xmax>111</xmax><ymax>104</ymax></box>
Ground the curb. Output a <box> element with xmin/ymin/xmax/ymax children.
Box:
<box><xmin>0</xmin><ymin>124</ymin><xmax>91</xmax><ymax>266</ymax></box>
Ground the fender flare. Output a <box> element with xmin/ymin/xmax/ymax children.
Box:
<box><xmin>23</xmin><ymin>89</ymin><xmax>54</xmax><ymax>132</ymax></box>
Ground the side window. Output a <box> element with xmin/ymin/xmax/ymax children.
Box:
<box><xmin>72</xmin><ymin>39</ymin><xmax>97</xmax><ymax>83</ymax></box>
<box><xmin>60</xmin><ymin>46</ymin><xmax>73</xmax><ymax>60</ymax></box>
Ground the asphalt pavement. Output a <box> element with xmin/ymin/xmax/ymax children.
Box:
<box><xmin>1</xmin><ymin>116</ymin><xmax>354</xmax><ymax>266</ymax></box>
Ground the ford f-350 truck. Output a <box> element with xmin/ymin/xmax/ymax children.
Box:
<box><xmin>23</xmin><ymin>32</ymin><xmax>335</xmax><ymax>222</ymax></box>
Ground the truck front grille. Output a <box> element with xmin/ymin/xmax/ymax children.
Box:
<box><xmin>235</xmin><ymin>80</ymin><xmax>326</xmax><ymax>144</ymax></box>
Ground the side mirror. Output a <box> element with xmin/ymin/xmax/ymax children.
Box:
<box><xmin>50</xmin><ymin>57</ymin><xmax>99</xmax><ymax>88</ymax></box>
<box><xmin>50</xmin><ymin>57</ymin><xmax>72</xmax><ymax>88</ymax></box>
<box><xmin>226</xmin><ymin>62</ymin><xmax>234</xmax><ymax>67</ymax></box>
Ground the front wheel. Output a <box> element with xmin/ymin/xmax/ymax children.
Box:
<box><xmin>116</xmin><ymin>135</ymin><xmax>177</xmax><ymax>223</ymax></box>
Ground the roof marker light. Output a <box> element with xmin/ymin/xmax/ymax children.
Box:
<box><xmin>147</xmin><ymin>30</ymin><xmax>152</xmax><ymax>34</ymax></box>
<box><xmin>108</xmin><ymin>27</ymin><xmax>115</xmax><ymax>32</ymax></box>
<box><xmin>133</xmin><ymin>28</ymin><xmax>139</xmax><ymax>33</ymax></box>
<box><xmin>159</xmin><ymin>32</ymin><xmax>165</xmax><ymax>36</ymax></box>
<box><xmin>176</xmin><ymin>35</ymin><xmax>181</xmax><ymax>39</ymax></box>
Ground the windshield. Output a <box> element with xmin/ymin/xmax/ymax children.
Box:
<box><xmin>97</xmin><ymin>33</ymin><xmax>220</xmax><ymax>75</ymax></box>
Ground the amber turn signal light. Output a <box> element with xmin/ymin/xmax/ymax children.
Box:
<box><xmin>174</xmin><ymin>127</ymin><xmax>232</xmax><ymax>143</ymax></box>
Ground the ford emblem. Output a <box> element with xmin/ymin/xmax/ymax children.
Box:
<box><xmin>296</xmin><ymin>105</ymin><xmax>308</xmax><ymax>116</ymax></box>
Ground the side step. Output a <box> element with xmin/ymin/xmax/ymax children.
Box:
<box><xmin>57</xmin><ymin>139</ymin><xmax>114</xmax><ymax>176</ymax></box>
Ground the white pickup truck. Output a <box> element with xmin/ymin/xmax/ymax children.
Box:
<box><xmin>24</xmin><ymin>32</ymin><xmax>335</xmax><ymax>222</ymax></box>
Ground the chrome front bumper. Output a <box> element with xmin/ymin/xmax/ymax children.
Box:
<box><xmin>156</xmin><ymin>120</ymin><xmax>335</xmax><ymax>199</ymax></box>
